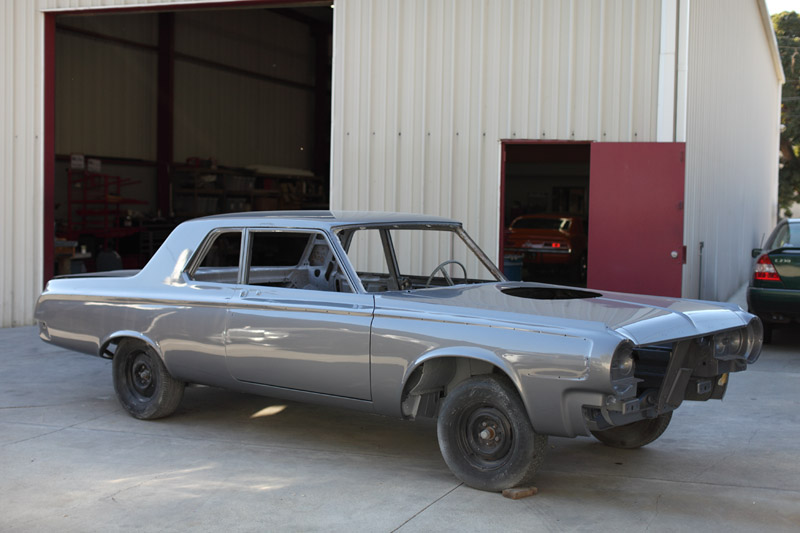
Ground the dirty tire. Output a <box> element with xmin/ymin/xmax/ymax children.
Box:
<box><xmin>112</xmin><ymin>340</ymin><xmax>185</xmax><ymax>420</ymax></box>
<box><xmin>590</xmin><ymin>412</ymin><xmax>673</xmax><ymax>449</ymax></box>
<box><xmin>437</xmin><ymin>375</ymin><xmax>548</xmax><ymax>492</ymax></box>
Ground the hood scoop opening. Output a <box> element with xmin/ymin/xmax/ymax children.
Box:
<box><xmin>501</xmin><ymin>286</ymin><xmax>602</xmax><ymax>300</ymax></box>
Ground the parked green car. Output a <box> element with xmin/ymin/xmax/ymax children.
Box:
<box><xmin>747</xmin><ymin>218</ymin><xmax>800</xmax><ymax>343</ymax></box>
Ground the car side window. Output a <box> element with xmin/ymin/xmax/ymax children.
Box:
<box><xmin>246</xmin><ymin>231</ymin><xmax>352</xmax><ymax>293</ymax></box>
<box><xmin>771</xmin><ymin>223</ymin><xmax>800</xmax><ymax>249</ymax></box>
<box><xmin>189</xmin><ymin>230</ymin><xmax>242</xmax><ymax>283</ymax></box>
<box><xmin>771</xmin><ymin>225</ymin><xmax>790</xmax><ymax>249</ymax></box>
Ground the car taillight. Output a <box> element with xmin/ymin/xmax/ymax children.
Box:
<box><xmin>754</xmin><ymin>254</ymin><xmax>781</xmax><ymax>281</ymax></box>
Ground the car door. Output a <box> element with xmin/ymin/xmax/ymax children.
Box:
<box><xmin>224</xmin><ymin>229</ymin><xmax>374</xmax><ymax>400</ymax></box>
<box><xmin>159</xmin><ymin>229</ymin><xmax>244</xmax><ymax>385</ymax></box>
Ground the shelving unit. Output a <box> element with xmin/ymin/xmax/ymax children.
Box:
<box><xmin>65</xmin><ymin>169</ymin><xmax>147</xmax><ymax>249</ymax></box>
<box><xmin>170</xmin><ymin>163</ymin><xmax>327</xmax><ymax>218</ymax></box>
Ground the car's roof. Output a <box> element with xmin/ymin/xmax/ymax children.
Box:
<box><xmin>195</xmin><ymin>210</ymin><xmax>460</xmax><ymax>229</ymax></box>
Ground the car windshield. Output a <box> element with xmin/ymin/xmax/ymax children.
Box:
<box><xmin>769</xmin><ymin>222</ymin><xmax>800</xmax><ymax>249</ymax></box>
<box><xmin>512</xmin><ymin>217</ymin><xmax>572</xmax><ymax>231</ymax></box>
<box><xmin>337</xmin><ymin>225</ymin><xmax>503</xmax><ymax>293</ymax></box>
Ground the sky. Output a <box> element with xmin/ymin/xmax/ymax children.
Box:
<box><xmin>766</xmin><ymin>0</ymin><xmax>798</xmax><ymax>14</ymax></box>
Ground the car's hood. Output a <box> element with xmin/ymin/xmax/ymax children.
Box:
<box><xmin>376</xmin><ymin>282</ymin><xmax>750</xmax><ymax>346</ymax></box>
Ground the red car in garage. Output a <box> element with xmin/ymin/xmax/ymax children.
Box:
<box><xmin>505</xmin><ymin>214</ymin><xmax>588</xmax><ymax>282</ymax></box>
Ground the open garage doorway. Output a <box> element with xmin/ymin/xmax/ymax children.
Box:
<box><xmin>501</xmin><ymin>142</ymin><xmax>590</xmax><ymax>287</ymax></box>
<box><xmin>47</xmin><ymin>2</ymin><xmax>332</xmax><ymax>278</ymax></box>
<box><xmin>500</xmin><ymin>141</ymin><xmax>686</xmax><ymax>297</ymax></box>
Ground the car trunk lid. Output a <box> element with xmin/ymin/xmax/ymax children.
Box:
<box><xmin>766</xmin><ymin>247</ymin><xmax>800</xmax><ymax>289</ymax></box>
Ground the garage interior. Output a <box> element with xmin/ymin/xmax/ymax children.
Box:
<box><xmin>53</xmin><ymin>3</ymin><xmax>333</xmax><ymax>275</ymax></box>
<box><xmin>502</xmin><ymin>143</ymin><xmax>590</xmax><ymax>287</ymax></box>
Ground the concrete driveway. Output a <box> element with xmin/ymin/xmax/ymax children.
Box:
<box><xmin>1</xmin><ymin>324</ymin><xmax>799</xmax><ymax>532</ymax></box>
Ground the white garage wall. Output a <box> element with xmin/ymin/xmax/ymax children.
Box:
<box><xmin>330</xmin><ymin>0</ymin><xmax>665</xmax><ymax>260</ymax></box>
<box><xmin>683</xmin><ymin>0</ymin><xmax>782</xmax><ymax>301</ymax></box>
<box><xmin>1</xmin><ymin>0</ymin><xmax>43</xmax><ymax>327</ymax></box>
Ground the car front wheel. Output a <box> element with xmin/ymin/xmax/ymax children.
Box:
<box><xmin>112</xmin><ymin>340</ymin><xmax>185</xmax><ymax>420</ymax></box>
<box><xmin>590</xmin><ymin>412</ymin><xmax>673</xmax><ymax>449</ymax></box>
<box><xmin>436</xmin><ymin>375</ymin><xmax>547</xmax><ymax>492</ymax></box>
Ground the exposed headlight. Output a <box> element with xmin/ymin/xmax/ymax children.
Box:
<box><xmin>712</xmin><ymin>320</ymin><xmax>762</xmax><ymax>364</ymax></box>
<box><xmin>714</xmin><ymin>329</ymin><xmax>743</xmax><ymax>358</ymax></box>
<box><xmin>611</xmin><ymin>343</ymin><xmax>635</xmax><ymax>380</ymax></box>
<box><xmin>745</xmin><ymin>317</ymin><xmax>763</xmax><ymax>364</ymax></box>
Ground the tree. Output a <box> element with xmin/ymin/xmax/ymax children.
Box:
<box><xmin>773</xmin><ymin>11</ymin><xmax>800</xmax><ymax>216</ymax></box>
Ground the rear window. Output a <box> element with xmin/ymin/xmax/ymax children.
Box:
<box><xmin>769</xmin><ymin>222</ymin><xmax>800</xmax><ymax>249</ymax></box>
<box><xmin>512</xmin><ymin>217</ymin><xmax>572</xmax><ymax>231</ymax></box>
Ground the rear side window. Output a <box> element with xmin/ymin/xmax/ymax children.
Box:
<box><xmin>250</xmin><ymin>232</ymin><xmax>310</xmax><ymax>267</ymax></box>
<box><xmin>771</xmin><ymin>223</ymin><xmax>800</xmax><ymax>249</ymax></box>
<box><xmin>189</xmin><ymin>230</ymin><xmax>242</xmax><ymax>283</ymax></box>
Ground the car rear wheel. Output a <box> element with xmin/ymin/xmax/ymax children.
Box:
<box><xmin>112</xmin><ymin>340</ymin><xmax>185</xmax><ymax>420</ymax></box>
<box><xmin>436</xmin><ymin>375</ymin><xmax>547</xmax><ymax>492</ymax></box>
<box><xmin>590</xmin><ymin>412</ymin><xmax>672</xmax><ymax>449</ymax></box>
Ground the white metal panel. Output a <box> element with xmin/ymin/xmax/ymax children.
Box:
<box><xmin>683</xmin><ymin>0</ymin><xmax>781</xmax><ymax>300</ymax></box>
<box><xmin>1</xmin><ymin>0</ymin><xmax>42</xmax><ymax>328</ymax></box>
<box><xmin>331</xmin><ymin>0</ymin><xmax>665</xmax><ymax>261</ymax></box>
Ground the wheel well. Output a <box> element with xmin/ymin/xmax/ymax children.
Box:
<box><xmin>400</xmin><ymin>357</ymin><xmax>514</xmax><ymax>420</ymax></box>
<box><xmin>99</xmin><ymin>335</ymin><xmax>152</xmax><ymax>360</ymax></box>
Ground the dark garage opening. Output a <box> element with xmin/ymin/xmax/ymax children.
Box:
<box><xmin>501</xmin><ymin>142</ymin><xmax>590</xmax><ymax>287</ymax></box>
<box><xmin>51</xmin><ymin>2</ymin><xmax>332</xmax><ymax>276</ymax></box>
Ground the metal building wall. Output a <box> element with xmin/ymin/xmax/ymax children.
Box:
<box><xmin>1</xmin><ymin>0</ymin><xmax>44</xmax><ymax>327</ymax></box>
<box><xmin>331</xmin><ymin>0</ymin><xmax>665</xmax><ymax>259</ymax></box>
<box><xmin>683</xmin><ymin>0</ymin><xmax>782</xmax><ymax>301</ymax></box>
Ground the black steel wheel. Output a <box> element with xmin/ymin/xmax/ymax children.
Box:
<box><xmin>437</xmin><ymin>375</ymin><xmax>547</xmax><ymax>492</ymax></box>
<box><xmin>590</xmin><ymin>412</ymin><xmax>673</xmax><ymax>449</ymax></box>
<box><xmin>112</xmin><ymin>340</ymin><xmax>184</xmax><ymax>420</ymax></box>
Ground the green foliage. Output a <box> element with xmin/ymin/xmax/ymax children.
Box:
<box><xmin>773</xmin><ymin>11</ymin><xmax>800</xmax><ymax>216</ymax></box>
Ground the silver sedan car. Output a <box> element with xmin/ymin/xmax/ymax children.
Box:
<box><xmin>35</xmin><ymin>211</ymin><xmax>762</xmax><ymax>492</ymax></box>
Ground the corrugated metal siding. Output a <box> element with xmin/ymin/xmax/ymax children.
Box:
<box><xmin>2</xmin><ymin>0</ymin><xmax>42</xmax><ymax>327</ymax></box>
<box><xmin>683</xmin><ymin>0</ymin><xmax>781</xmax><ymax>301</ymax></box>
<box><xmin>331</xmin><ymin>0</ymin><xmax>664</xmax><ymax>261</ymax></box>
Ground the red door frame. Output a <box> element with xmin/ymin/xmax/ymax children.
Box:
<box><xmin>41</xmin><ymin>0</ymin><xmax>324</xmax><ymax>284</ymax></box>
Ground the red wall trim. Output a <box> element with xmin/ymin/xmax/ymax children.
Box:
<box><xmin>43</xmin><ymin>14</ymin><xmax>56</xmax><ymax>284</ymax></box>
<box><xmin>42</xmin><ymin>0</ymin><xmax>314</xmax><ymax>16</ymax></box>
<box><xmin>498</xmin><ymin>143</ymin><xmax>507</xmax><ymax>268</ymax></box>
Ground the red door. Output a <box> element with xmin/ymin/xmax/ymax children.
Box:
<box><xmin>587</xmin><ymin>143</ymin><xmax>685</xmax><ymax>297</ymax></box>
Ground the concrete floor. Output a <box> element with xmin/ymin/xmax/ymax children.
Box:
<box><xmin>1</xmin><ymin>323</ymin><xmax>799</xmax><ymax>532</ymax></box>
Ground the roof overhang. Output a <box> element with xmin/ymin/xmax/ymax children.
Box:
<box><xmin>758</xmin><ymin>0</ymin><xmax>786</xmax><ymax>84</ymax></box>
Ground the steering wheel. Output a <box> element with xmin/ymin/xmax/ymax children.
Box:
<box><xmin>425</xmin><ymin>260</ymin><xmax>467</xmax><ymax>287</ymax></box>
